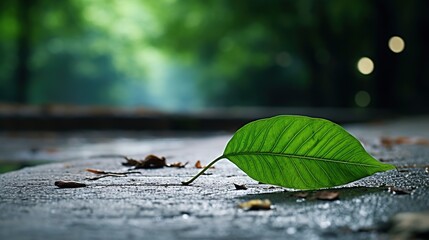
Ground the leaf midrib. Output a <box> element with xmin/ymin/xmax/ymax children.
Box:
<box><xmin>224</xmin><ymin>151</ymin><xmax>379</xmax><ymax>168</ymax></box>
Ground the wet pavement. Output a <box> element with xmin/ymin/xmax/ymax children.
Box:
<box><xmin>1</xmin><ymin>116</ymin><xmax>429</xmax><ymax>240</ymax></box>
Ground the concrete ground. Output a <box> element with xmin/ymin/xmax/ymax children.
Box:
<box><xmin>1</xmin><ymin>116</ymin><xmax>429</xmax><ymax>240</ymax></box>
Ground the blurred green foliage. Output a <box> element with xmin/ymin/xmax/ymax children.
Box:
<box><xmin>0</xmin><ymin>0</ymin><xmax>428</xmax><ymax>112</ymax></box>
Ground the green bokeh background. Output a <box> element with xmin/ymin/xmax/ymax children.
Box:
<box><xmin>1</xmin><ymin>0</ymin><xmax>428</xmax><ymax>112</ymax></box>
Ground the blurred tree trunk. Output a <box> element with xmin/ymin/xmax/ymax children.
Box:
<box><xmin>14</xmin><ymin>0</ymin><xmax>32</xmax><ymax>104</ymax></box>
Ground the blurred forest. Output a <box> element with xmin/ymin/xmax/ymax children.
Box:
<box><xmin>0</xmin><ymin>0</ymin><xmax>428</xmax><ymax>113</ymax></box>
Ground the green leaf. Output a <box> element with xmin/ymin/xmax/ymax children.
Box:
<box><xmin>182</xmin><ymin>115</ymin><xmax>395</xmax><ymax>190</ymax></box>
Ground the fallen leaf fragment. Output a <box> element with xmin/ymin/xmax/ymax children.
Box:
<box><xmin>195</xmin><ymin>160</ymin><xmax>215</xmax><ymax>169</ymax></box>
<box><xmin>55</xmin><ymin>181</ymin><xmax>86</xmax><ymax>188</ymax></box>
<box><xmin>86</xmin><ymin>168</ymin><xmax>107</xmax><ymax>174</ymax></box>
<box><xmin>293</xmin><ymin>191</ymin><xmax>339</xmax><ymax>200</ymax></box>
<box><xmin>315</xmin><ymin>191</ymin><xmax>340</xmax><ymax>201</ymax></box>
<box><xmin>122</xmin><ymin>155</ymin><xmax>166</xmax><ymax>169</ymax></box>
<box><xmin>238</xmin><ymin>199</ymin><xmax>271</xmax><ymax>211</ymax></box>
<box><xmin>381</xmin><ymin>136</ymin><xmax>412</xmax><ymax>147</ymax></box>
<box><xmin>380</xmin><ymin>136</ymin><xmax>429</xmax><ymax>148</ymax></box>
<box><xmin>121</xmin><ymin>158</ymin><xmax>142</xmax><ymax>167</ymax></box>
<box><xmin>388</xmin><ymin>187</ymin><xmax>412</xmax><ymax>195</ymax></box>
<box><xmin>416</xmin><ymin>139</ymin><xmax>429</xmax><ymax>145</ymax></box>
<box><xmin>294</xmin><ymin>192</ymin><xmax>309</xmax><ymax>198</ymax></box>
<box><xmin>233</xmin><ymin>183</ymin><xmax>248</xmax><ymax>190</ymax></box>
<box><xmin>137</xmin><ymin>154</ymin><xmax>166</xmax><ymax>168</ymax></box>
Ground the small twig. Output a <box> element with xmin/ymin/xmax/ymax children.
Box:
<box><xmin>86</xmin><ymin>168</ymin><xmax>142</xmax><ymax>175</ymax></box>
<box><xmin>86</xmin><ymin>174</ymin><xmax>127</xmax><ymax>181</ymax></box>
<box><xmin>167</xmin><ymin>161</ymin><xmax>189</xmax><ymax>168</ymax></box>
<box><xmin>85</xmin><ymin>168</ymin><xmax>142</xmax><ymax>181</ymax></box>
<box><xmin>125</xmin><ymin>171</ymin><xmax>143</xmax><ymax>174</ymax></box>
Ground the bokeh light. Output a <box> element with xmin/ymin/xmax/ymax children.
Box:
<box><xmin>355</xmin><ymin>90</ymin><xmax>371</xmax><ymax>107</ymax></box>
<box><xmin>388</xmin><ymin>36</ymin><xmax>405</xmax><ymax>53</ymax></box>
<box><xmin>357</xmin><ymin>57</ymin><xmax>374</xmax><ymax>75</ymax></box>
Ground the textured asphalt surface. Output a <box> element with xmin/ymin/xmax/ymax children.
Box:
<box><xmin>1</xmin><ymin>116</ymin><xmax>429</xmax><ymax>240</ymax></box>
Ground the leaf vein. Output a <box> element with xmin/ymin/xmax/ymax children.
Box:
<box><xmin>293</xmin><ymin>124</ymin><xmax>325</xmax><ymax>154</ymax></box>
<box><xmin>260</xmin><ymin>155</ymin><xmax>279</xmax><ymax>185</ymax></box>
<box><xmin>280</xmin><ymin>122</ymin><xmax>312</xmax><ymax>153</ymax></box>
<box><xmin>226</xmin><ymin>152</ymin><xmax>380</xmax><ymax>168</ymax></box>
<box><xmin>311</xmin><ymin>131</ymin><xmax>341</xmax><ymax>157</ymax></box>
<box><xmin>319</xmin><ymin>135</ymin><xmax>350</xmax><ymax>158</ymax></box>
<box><xmin>289</xmin><ymin>158</ymin><xmax>310</xmax><ymax>188</ymax></box>
<box><xmin>268</xmin><ymin>120</ymin><xmax>295</xmax><ymax>152</ymax></box>
<box><xmin>257</xmin><ymin>118</ymin><xmax>281</xmax><ymax>152</ymax></box>
<box><xmin>330</xmin><ymin>144</ymin><xmax>359</xmax><ymax>161</ymax></box>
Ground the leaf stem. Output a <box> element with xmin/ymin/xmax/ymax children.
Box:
<box><xmin>181</xmin><ymin>156</ymin><xmax>224</xmax><ymax>185</ymax></box>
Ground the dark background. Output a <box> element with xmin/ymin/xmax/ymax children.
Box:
<box><xmin>0</xmin><ymin>0</ymin><xmax>428</xmax><ymax>114</ymax></box>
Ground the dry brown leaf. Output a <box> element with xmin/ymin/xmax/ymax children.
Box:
<box><xmin>54</xmin><ymin>181</ymin><xmax>86</xmax><ymax>188</ymax></box>
<box><xmin>195</xmin><ymin>160</ymin><xmax>214</xmax><ymax>169</ymax></box>
<box><xmin>394</xmin><ymin>136</ymin><xmax>413</xmax><ymax>144</ymax></box>
<box><xmin>141</xmin><ymin>155</ymin><xmax>167</xmax><ymax>168</ymax></box>
<box><xmin>122</xmin><ymin>155</ymin><xmax>166</xmax><ymax>169</ymax></box>
<box><xmin>233</xmin><ymin>183</ymin><xmax>248</xmax><ymax>190</ymax></box>
<box><xmin>380</xmin><ymin>136</ymin><xmax>429</xmax><ymax>148</ymax></box>
<box><xmin>122</xmin><ymin>154</ymin><xmax>188</xmax><ymax>169</ymax></box>
<box><xmin>195</xmin><ymin>160</ymin><xmax>202</xmax><ymax>168</ymax></box>
<box><xmin>315</xmin><ymin>191</ymin><xmax>340</xmax><ymax>200</ymax></box>
<box><xmin>238</xmin><ymin>199</ymin><xmax>271</xmax><ymax>211</ymax></box>
<box><xmin>122</xmin><ymin>158</ymin><xmax>142</xmax><ymax>167</ymax></box>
